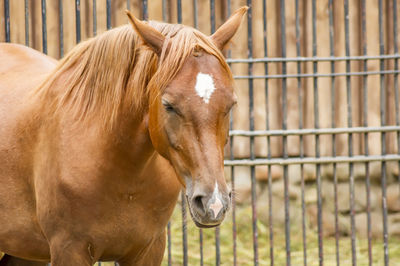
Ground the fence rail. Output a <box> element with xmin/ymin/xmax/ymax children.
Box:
<box><xmin>225</xmin><ymin>154</ymin><xmax>400</xmax><ymax>166</ymax></box>
<box><xmin>230</xmin><ymin>125</ymin><xmax>400</xmax><ymax>136</ymax></box>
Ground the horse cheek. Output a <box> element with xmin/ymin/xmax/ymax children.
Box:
<box><xmin>148</xmin><ymin>109</ymin><xmax>168</xmax><ymax>158</ymax></box>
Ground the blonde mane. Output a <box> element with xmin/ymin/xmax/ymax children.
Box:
<box><xmin>32</xmin><ymin>21</ymin><xmax>232</xmax><ymax>130</ymax></box>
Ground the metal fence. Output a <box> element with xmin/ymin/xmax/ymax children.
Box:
<box><xmin>3</xmin><ymin>0</ymin><xmax>400</xmax><ymax>266</ymax></box>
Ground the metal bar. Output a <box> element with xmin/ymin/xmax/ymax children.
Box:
<box><xmin>181</xmin><ymin>192</ymin><xmax>188</xmax><ymax>266</ymax></box>
<box><xmin>344</xmin><ymin>2</ymin><xmax>357</xmax><ymax>264</ymax></box>
<box><xmin>328</xmin><ymin>1</ymin><xmax>340</xmax><ymax>264</ymax></box>
<box><xmin>226</xmin><ymin>2</ymin><xmax>237</xmax><ymax>265</ymax></box>
<box><xmin>262</xmin><ymin>0</ymin><xmax>274</xmax><ymax>265</ymax></box>
<box><xmin>295</xmin><ymin>1</ymin><xmax>307</xmax><ymax>265</ymax></box>
<box><xmin>193</xmin><ymin>0</ymin><xmax>198</xmax><ymax>29</ymax></box>
<box><xmin>280</xmin><ymin>1</ymin><xmax>291</xmax><ymax>264</ymax></box>
<box><xmin>229</xmin><ymin>134</ymin><xmax>237</xmax><ymax>266</ymax></box>
<box><xmin>24</xmin><ymin>0</ymin><xmax>29</xmax><ymax>46</ymax></box>
<box><xmin>392</xmin><ymin>0</ymin><xmax>400</xmax><ymax>243</ymax></box>
<box><xmin>142</xmin><ymin>0</ymin><xmax>148</xmax><ymax>20</ymax></box>
<box><xmin>215</xmin><ymin>226</ymin><xmax>220</xmax><ymax>266</ymax></box>
<box><xmin>167</xmin><ymin>221</ymin><xmax>172</xmax><ymax>266</ymax></box>
<box><xmin>199</xmin><ymin>228</ymin><xmax>203</xmax><ymax>266</ymax></box>
<box><xmin>210</xmin><ymin>0</ymin><xmax>215</xmax><ymax>33</ymax></box>
<box><xmin>231</xmin><ymin>159</ymin><xmax>238</xmax><ymax>262</ymax></box>
<box><xmin>230</xmin><ymin>125</ymin><xmax>400</xmax><ymax>137</ymax></box>
<box><xmin>41</xmin><ymin>0</ymin><xmax>47</xmax><ymax>54</ymax></box>
<box><xmin>75</xmin><ymin>0</ymin><xmax>81</xmax><ymax>43</ymax></box>
<box><xmin>4</xmin><ymin>0</ymin><xmax>9</xmax><ymax>42</ymax></box>
<box><xmin>162</xmin><ymin>0</ymin><xmax>167</xmax><ymax>22</ymax></box>
<box><xmin>92</xmin><ymin>0</ymin><xmax>97</xmax><ymax>36</ymax></box>
<box><xmin>361</xmin><ymin>0</ymin><xmax>372</xmax><ymax>264</ymax></box>
<box><xmin>233</xmin><ymin>69</ymin><xmax>400</xmax><ymax>79</ymax></box>
<box><xmin>224</xmin><ymin>154</ymin><xmax>400</xmax><ymax>166</ymax></box>
<box><xmin>246</xmin><ymin>2</ymin><xmax>258</xmax><ymax>265</ymax></box>
<box><xmin>59</xmin><ymin>0</ymin><xmax>64</xmax><ymax>58</ymax></box>
<box><xmin>311</xmin><ymin>1</ymin><xmax>323</xmax><ymax>264</ymax></box>
<box><xmin>126</xmin><ymin>0</ymin><xmax>130</xmax><ymax>11</ymax></box>
<box><xmin>177</xmin><ymin>0</ymin><xmax>182</xmax><ymax>23</ymax></box>
<box><xmin>106</xmin><ymin>0</ymin><xmax>111</xmax><ymax>29</ymax></box>
<box><xmin>379</xmin><ymin>0</ymin><xmax>389</xmax><ymax>264</ymax></box>
<box><xmin>226</xmin><ymin>54</ymin><xmax>400</xmax><ymax>64</ymax></box>
<box><xmin>229</xmin><ymin>111</ymin><xmax>237</xmax><ymax>266</ymax></box>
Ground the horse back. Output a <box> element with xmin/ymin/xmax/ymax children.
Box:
<box><xmin>0</xmin><ymin>43</ymin><xmax>56</xmax><ymax>73</ymax></box>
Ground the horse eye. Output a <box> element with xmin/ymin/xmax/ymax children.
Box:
<box><xmin>164</xmin><ymin>104</ymin><xmax>175</xmax><ymax>113</ymax></box>
<box><xmin>162</xmin><ymin>99</ymin><xmax>176</xmax><ymax>113</ymax></box>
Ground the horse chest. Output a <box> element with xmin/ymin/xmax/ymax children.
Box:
<box><xmin>81</xmin><ymin>189</ymin><xmax>177</xmax><ymax>260</ymax></box>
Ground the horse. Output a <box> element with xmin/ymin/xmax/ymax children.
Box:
<box><xmin>0</xmin><ymin>6</ymin><xmax>248</xmax><ymax>266</ymax></box>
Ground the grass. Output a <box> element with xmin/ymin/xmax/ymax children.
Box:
<box><xmin>161</xmin><ymin>205</ymin><xmax>400</xmax><ymax>266</ymax></box>
<box><xmin>96</xmin><ymin>205</ymin><xmax>400</xmax><ymax>265</ymax></box>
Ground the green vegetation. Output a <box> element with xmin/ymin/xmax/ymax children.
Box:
<box><xmin>162</xmin><ymin>206</ymin><xmax>400</xmax><ymax>266</ymax></box>
<box><xmin>98</xmin><ymin>205</ymin><xmax>400</xmax><ymax>265</ymax></box>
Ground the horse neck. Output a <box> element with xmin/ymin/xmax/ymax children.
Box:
<box><xmin>46</xmin><ymin>95</ymin><xmax>156</xmax><ymax>176</ymax></box>
<box><xmin>104</xmin><ymin>111</ymin><xmax>156</xmax><ymax>170</ymax></box>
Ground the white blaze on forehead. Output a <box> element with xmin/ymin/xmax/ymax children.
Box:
<box><xmin>194</xmin><ymin>72</ymin><xmax>216</xmax><ymax>104</ymax></box>
<box><xmin>209</xmin><ymin>182</ymin><xmax>223</xmax><ymax>218</ymax></box>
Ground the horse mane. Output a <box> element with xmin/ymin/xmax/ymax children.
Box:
<box><xmin>32</xmin><ymin>21</ymin><xmax>232</xmax><ymax>130</ymax></box>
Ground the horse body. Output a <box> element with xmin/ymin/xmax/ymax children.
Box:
<box><xmin>0</xmin><ymin>43</ymin><xmax>181</xmax><ymax>264</ymax></box>
<box><xmin>0</xmin><ymin>7</ymin><xmax>247</xmax><ymax>265</ymax></box>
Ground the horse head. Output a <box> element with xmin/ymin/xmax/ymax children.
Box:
<box><xmin>127</xmin><ymin>7</ymin><xmax>248</xmax><ymax>228</ymax></box>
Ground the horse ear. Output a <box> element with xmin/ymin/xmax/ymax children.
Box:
<box><xmin>210</xmin><ymin>6</ymin><xmax>249</xmax><ymax>51</ymax></box>
<box><xmin>125</xmin><ymin>10</ymin><xmax>165</xmax><ymax>55</ymax></box>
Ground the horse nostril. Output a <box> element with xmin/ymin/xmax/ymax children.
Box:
<box><xmin>228</xmin><ymin>191</ymin><xmax>232</xmax><ymax>199</ymax></box>
<box><xmin>193</xmin><ymin>195</ymin><xmax>206</xmax><ymax>214</ymax></box>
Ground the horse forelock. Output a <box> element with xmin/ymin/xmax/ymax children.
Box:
<box><xmin>148</xmin><ymin>23</ymin><xmax>232</xmax><ymax>102</ymax></box>
<box><xmin>31</xmin><ymin>21</ymin><xmax>231</xmax><ymax>131</ymax></box>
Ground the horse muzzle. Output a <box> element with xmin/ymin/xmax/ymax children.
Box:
<box><xmin>186</xmin><ymin>186</ymin><xmax>231</xmax><ymax>228</ymax></box>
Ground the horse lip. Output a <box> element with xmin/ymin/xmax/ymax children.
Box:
<box><xmin>185</xmin><ymin>195</ymin><xmax>221</xmax><ymax>228</ymax></box>
<box><xmin>193</xmin><ymin>219</ymin><xmax>220</xmax><ymax>229</ymax></box>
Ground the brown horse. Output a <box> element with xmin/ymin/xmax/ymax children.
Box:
<box><xmin>0</xmin><ymin>7</ymin><xmax>247</xmax><ymax>266</ymax></box>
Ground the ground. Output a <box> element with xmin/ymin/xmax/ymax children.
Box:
<box><xmin>98</xmin><ymin>204</ymin><xmax>400</xmax><ymax>265</ymax></box>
